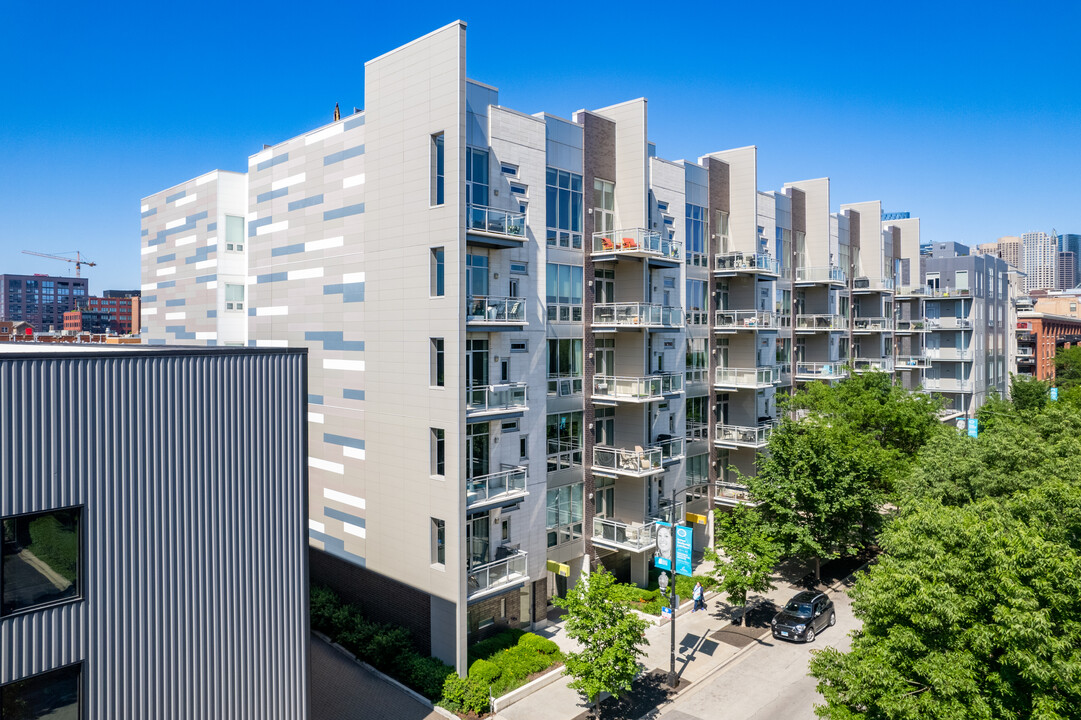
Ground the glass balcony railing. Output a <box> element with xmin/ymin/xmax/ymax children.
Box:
<box><xmin>1016</xmin><ymin>348</ymin><xmax>1035</xmax><ymax>358</ymax></box>
<box><xmin>466</xmin><ymin>466</ymin><xmax>528</xmax><ymax>508</ymax></box>
<box><xmin>795</xmin><ymin>314</ymin><xmax>847</xmax><ymax>332</ymax></box>
<box><xmin>467</xmin><ymin>382</ymin><xmax>528</xmax><ymax>414</ymax></box>
<box><xmin>714</xmin><ymin>366</ymin><xmax>779</xmax><ymax>388</ymax></box>
<box><xmin>715</xmin><ymin>482</ymin><xmax>753</xmax><ymax>504</ymax></box>
<box><xmin>897</xmin><ymin>355</ymin><xmax>931</xmax><ymax>368</ymax></box>
<box><xmin>852</xmin><ymin>317</ymin><xmax>894</xmax><ymax>332</ymax></box>
<box><xmin>714</xmin><ymin>252</ymin><xmax>780</xmax><ymax>275</ymax></box>
<box><xmin>592</xmin><ymin>228</ymin><xmax>682</xmax><ymax>261</ymax></box>
<box><xmin>714</xmin><ymin>422</ymin><xmax>771</xmax><ymax>448</ymax></box>
<box><xmin>546</xmin><ymin>439</ymin><xmax>583</xmax><ymax>472</ymax></box>
<box><xmin>593</xmin><ymin>303</ymin><xmax>683</xmax><ymax>328</ymax></box>
<box><xmin>593</xmin><ymin>445</ymin><xmax>663</xmax><ymax>476</ymax></box>
<box><xmin>795</xmin><ymin>266</ymin><xmax>846</xmax><ymax>284</ymax></box>
<box><xmin>467</xmin><ymin>296</ymin><xmax>527</xmax><ymax>324</ymax></box>
<box><xmin>852</xmin><ymin>358</ymin><xmax>895</xmax><ymax>373</ymax></box>
<box><xmin>926</xmin><ymin>317</ymin><xmax>972</xmax><ymax>329</ymax></box>
<box><xmin>714</xmin><ymin>310</ymin><xmax>780</xmax><ymax>331</ymax></box>
<box><xmin>895</xmin><ymin>319</ymin><xmax>928</xmax><ymax>332</ymax></box>
<box><xmin>685</xmin><ymin>367</ymin><xmax>708</xmax><ymax>384</ymax></box>
<box><xmin>468</xmin><ymin>204</ymin><xmax>526</xmax><ymax>238</ymax></box>
<box><xmin>651</xmin><ymin>436</ymin><xmax>685</xmax><ymax>463</ymax></box>
<box><xmin>547</xmin><ymin>375</ymin><xmax>584</xmax><ymax>397</ymax></box>
<box><xmin>592</xmin><ymin>373</ymin><xmax>683</xmax><ymax>401</ymax></box>
<box><xmin>467</xmin><ymin>549</ymin><xmax>528</xmax><ymax>597</ymax></box>
<box><xmin>923</xmin><ymin>378</ymin><xmax>974</xmax><ymax>393</ymax></box>
<box><xmin>852</xmin><ymin>276</ymin><xmax>895</xmax><ymax>291</ymax></box>
<box><xmin>686</xmin><ymin>421</ymin><xmax>709</xmax><ymax>441</ymax></box>
<box><xmin>592</xmin><ymin>517</ymin><xmax>658</xmax><ymax>551</ymax></box>
<box><xmin>795</xmin><ymin>362</ymin><xmax>849</xmax><ymax>380</ymax></box>
<box><xmin>925</xmin><ymin>347</ymin><xmax>973</xmax><ymax>361</ymax></box>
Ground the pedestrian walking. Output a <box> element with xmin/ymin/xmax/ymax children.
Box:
<box><xmin>692</xmin><ymin>581</ymin><xmax>704</xmax><ymax>611</ymax></box>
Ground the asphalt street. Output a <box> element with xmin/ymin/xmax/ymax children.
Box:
<box><xmin>659</xmin><ymin>585</ymin><xmax>858</xmax><ymax>720</ymax></box>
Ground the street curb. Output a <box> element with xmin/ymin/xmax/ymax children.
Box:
<box><xmin>313</xmin><ymin>630</ymin><xmax>453</xmax><ymax>718</ymax></box>
<box><xmin>490</xmin><ymin>664</ymin><xmax>566</xmax><ymax>713</ymax></box>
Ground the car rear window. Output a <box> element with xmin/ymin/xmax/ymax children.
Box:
<box><xmin>785</xmin><ymin>602</ymin><xmax>813</xmax><ymax>616</ymax></box>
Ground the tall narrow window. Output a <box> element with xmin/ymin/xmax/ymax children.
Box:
<box><xmin>685</xmin><ymin>203</ymin><xmax>706</xmax><ymax>267</ymax></box>
<box><xmin>431</xmin><ymin>133</ymin><xmax>445</xmax><ymax>206</ymax></box>
<box><xmin>225</xmin><ymin>215</ymin><xmax>245</xmax><ymax>252</ymax></box>
<box><xmin>593</xmin><ymin>178</ymin><xmax>615</xmax><ymax>240</ymax></box>
<box><xmin>430</xmin><ymin>338</ymin><xmax>445</xmax><ymax>387</ymax></box>
<box><xmin>431</xmin><ymin>518</ymin><xmax>446</xmax><ymax>566</ymax></box>
<box><xmin>431</xmin><ymin>428</ymin><xmax>445</xmax><ymax>477</ymax></box>
<box><xmin>466</xmin><ymin>148</ymin><xmax>489</xmax><ymax>207</ymax></box>
<box><xmin>430</xmin><ymin>247</ymin><xmax>445</xmax><ymax>297</ymax></box>
<box><xmin>225</xmin><ymin>284</ymin><xmax>244</xmax><ymax>311</ymax></box>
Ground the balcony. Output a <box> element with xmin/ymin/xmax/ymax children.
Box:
<box><xmin>924</xmin><ymin>288</ymin><xmax>974</xmax><ymax>299</ymax></box>
<box><xmin>1016</xmin><ymin>347</ymin><xmax>1035</xmax><ymax>358</ymax></box>
<box><xmin>926</xmin><ymin>317</ymin><xmax>972</xmax><ymax>330</ymax></box>
<box><xmin>895</xmin><ymin>285</ymin><xmax>928</xmax><ymax>298</ymax></box>
<box><xmin>795</xmin><ymin>314</ymin><xmax>847</xmax><ymax>332</ymax></box>
<box><xmin>593</xmin><ymin>303</ymin><xmax>683</xmax><ymax>330</ymax></box>
<box><xmin>686</xmin><ymin>421</ymin><xmax>709</xmax><ymax>441</ymax></box>
<box><xmin>467</xmin><ymin>466</ymin><xmax>528</xmax><ymax>510</ymax></box>
<box><xmin>852</xmin><ymin>317</ymin><xmax>894</xmax><ymax>333</ymax></box>
<box><xmin>923</xmin><ymin>377</ymin><xmax>974</xmax><ymax>393</ymax></box>
<box><xmin>592</xmin><ymin>517</ymin><xmax>658</xmax><ymax>552</ymax></box>
<box><xmin>714</xmin><ymin>366</ymin><xmax>779</xmax><ymax>389</ymax></box>
<box><xmin>714</xmin><ymin>422</ymin><xmax>772</xmax><ymax>449</ymax></box>
<box><xmin>715</xmin><ymin>482</ymin><xmax>755</xmax><ymax>507</ymax></box>
<box><xmin>895</xmin><ymin>319</ymin><xmax>928</xmax><ymax>333</ymax></box>
<box><xmin>591</xmin><ymin>228</ymin><xmax>682</xmax><ymax>264</ymax></box>
<box><xmin>795</xmin><ymin>362</ymin><xmax>849</xmax><ymax>381</ymax></box>
<box><xmin>852</xmin><ymin>276</ymin><xmax>895</xmax><ymax>292</ymax></box>
<box><xmin>466</xmin><ymin>382</ymin><xmax>528</xmax><ymax>417</ymax></box>
<box><xmin>714</xmin><ymin>310</ymin><xmax>780</xmax><ymax>332</ymax></box>
<box><xmin>467</xmin><ymin>549</ymin><xmax>528</xmax><ymax>598</ymax></box>
<box><xmin>852</xmin><ymin>358</ymin><xmax>895</xmax><ymax>373</ymax></box>
<box><xmin>897</xmin><ymin>355</ymin><xmax>932</xmax><ymax>369</ymax></box>
<box><xmin>795</xmin><ymin>266</ymin><xmax>847</xmax><ymax>286</ymax></box>
<box><xmin>651</xmin><ymin>436</ymin><xmax>685</xmax><ymax>464</ymax></box>
<box><xmin>714</xmin><ymin>252</ymin><xmax>780</xmax><ymax>277</ymax></box>
<box><xmin>777</xmin><ymin>362</ymin><xmax>792</xmax><ymax>385</ymax></box>
<box><xmin>926</xmin><ymin>347</ymin><xmax>973</xmax><ymax>361</ymax></box>
<box><xmin>467</xmin><ymin>204</ymin><xmax>527</xmax><ymax>247</ymax></box>
<box><xmin>467</xmin><ymin>296</ymin><xmax>527</xmax><ymax>327</ymax></box>
<box><xmin>592</xmin><ymin>373</ymin><xmax>683</xmax><ymax>403</ymax></box>
<box><xmin>592</xmin><ymin>445</ymin><xmax>664</xmax><ymax>477</ymax></box>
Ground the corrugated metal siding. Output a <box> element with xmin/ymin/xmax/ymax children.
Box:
<box><xmin>0</xmin><ymin>350</ymin><xmax>308</xmax><ymax>719</ymax></box>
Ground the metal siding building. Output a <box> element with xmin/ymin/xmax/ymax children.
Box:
<box><xmin>0</xmin><ymin>345</ymin><xmax>309</xmax><ymax>719</ymax></box>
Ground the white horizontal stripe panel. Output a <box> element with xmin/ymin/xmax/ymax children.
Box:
<box><xmin>165</xmin><ymin>218</ymin><xmax>186</xmax><ymax>230</ymax></box>
<box><xmin>305</xmin><ymin>237</ymin><xmax>343</xmax><ymax>251</ymax></box>
<box><xmin>288</xmin><ymin>267</ymin><xmax>323</xmax><ymax>280</ymax></box>
<box><xmin>140</xmin><ymin>283</ymin><xmax>156</xmax><ymax>291</ymax></box>
<box><xmin>251</xmin><ymin>149</ymin><xmax>272</xmax><ymax>165</ymax></box>
<box><xmin>343</xmin><ymin>523</ymin><xmax>366</xmax><ymax>538</ymax></box>
<box><xmin>323</xmin><ymin>359</ymin><xmax>364</xmax><ymax>371</ymax></box>
<box><xmin>165</xmin><ymin>311</ymin><xmax>185</xmax><ymax>320</ymax></box>
<box><xmin>141</xmin><ymin>203</ymin><xmax>150</xmax><ymax>212</ymax></box>
<box><xmin>342</xmin><ymin>272</ymin><xmax>365</xmax><ymax>283</ymax></box>
<box><xmin>175</xmin><ymin>235</ymin><xmax>197</xmax><ymax>246</ymax></box>
<box><xmin>272</xmin><ymin>173</ymin><xmax>306</xmax><ymax>191</ymax></box>
<box><xmin>308</xmin><ymin>519</ymin><xmax>326</xmax><ymax>533</ymax></box>
<box><xmin>141</xmin><ymin>246</ymin><xmax>158</xmax><ymax>256</ymax></box>
<box><xmin>195</xmin><ymin>332</ymin><xmax>217</xmax><ymax>340</ymax></box>
<box><xmin>342</xmin><ymin>446</ymin><xmax>365</xmax><ymax>460</ymax></box>
<box><xmin>207</xmin><ymin>281</ymin><xmax>218</xmax><ymax>290</ymax></box>
<box><xmin>256</xmin><ymin>306</ymin><xmax>288</xmax><ymax>317</ymax></box>
<box><xmin>246</xmin><ymin>211</ymin><xmax>259</xmax><ymax>221</ymax></box>
<box><xmin>309</xmin><ymin>457</ymin><xmax>344</xmax><ymax>475</ymax></box>
<box><xmin>343</xmin><ymin>174</ymin><xmax>365</xmax><ymax>189</ymax></box>
<box><xmin>308</xmin><ymin>412</ymin><xmax>324</xmax><ymax>424</ymax></box>
<box><xmin>142</xmin><ymin>307</ymin><xmax>157</xmax><ymax>315</ymax></box>
<box><xmin>156</xmin><ymin>267</ymin><xmax>176</xmax><ymax>277</ymax></box>
<box><xmin>256</xmin><ymin>339</ymin><xmax>289</xmax><ymax>348</ymax></box>
<box><xmin>195</xmin><ymin>171</ymin><xmax>218</xmax><ymax>185</ymax></box>
<box><xmin>174</xmin><ymin>194</ymin><xmax>197</xmax><ymax>207</ymax></box>
<box><xmin>323</xmin><ymin>488</ymin><xmax>365</xmax><ymax>509</ymax></box>
<box><xmin>195</xmin><ymin>260</ymin><xmax>216</xmax><ymax>269</ymax></box>
<box><xmin>256</xmin><ymin>220</ymin><xmax>288</xmax><ymax>236</ymax></box>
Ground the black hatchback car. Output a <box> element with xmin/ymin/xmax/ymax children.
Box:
<box><xmin>771</xmin><ymin>591</ymin><xmax>836</xmax><ymax>643</ymax></box>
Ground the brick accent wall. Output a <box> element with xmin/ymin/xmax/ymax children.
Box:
<box><xmin>533</xmin><ymin>578</ymin><xmax>547</xmax><ymax>624</ymax></box>
<box><xmin>310</xmin><ymin>547</ymin><xmax>431</xmax><ymax>655</ymax></box>
<box><xmin>467</xmin><ymin>586</ymin><xmax>522</xmax><ymax>642</ymax></box>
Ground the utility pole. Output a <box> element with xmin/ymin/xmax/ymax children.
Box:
<box><xmin>667</xmin><ymin>483</ymin><xmax>678</xmax><ymax>688</ymax></box>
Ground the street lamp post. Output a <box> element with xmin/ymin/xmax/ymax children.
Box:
<box><xmin>667</xmin><ymin>483</ymin><xmax>678</xmax><ymax>688</ymax></box>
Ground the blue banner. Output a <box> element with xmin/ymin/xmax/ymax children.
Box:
<box><xmin>967</xmin><ymin>418</ymin><xmax>979</xmax><ymax>438</ymax></box>
<box><xmin>654</xmin><ymin>522</ymin><xmax>673</xmax><ymax>571</ymax></box>
<box><xmin>675</xmin><ymin>525</ymin><xmax>693</xmax><ymax>577</ymax></box>
<box><xmin>1051</xmin><ymin>387</ymin><xmax>1059</xmax><ymax>401</ymax></box>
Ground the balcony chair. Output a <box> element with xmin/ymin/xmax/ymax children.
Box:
<box><xmin>621</xmin><ymin>237</ymin><xmax>638</xmax><ymax>250</ymax></box>
<box><xmin>601</xmin><ymin>237</ymin><xmax>615</xmax><ymax>251</ymax></box>
<box><xmin>633</xmin><ymin>445</ymin><xmax>653</xmax><ymax>470</ymax></box>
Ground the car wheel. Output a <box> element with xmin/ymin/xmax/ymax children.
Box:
<box><xmin>828</xmin><ymin>612</ymin><xmax>836</xmax><ymax>627</ymax></box>
<box><xmin>805</xmin><ymin>628</ymin><xmax>815</xmax><ymax>643</ymax></box>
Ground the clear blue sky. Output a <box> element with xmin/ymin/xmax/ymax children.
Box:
<box><xmin>2</xmin><ymin>0</ymin><xmax>1079</xmax><ymax>292</ymax></box>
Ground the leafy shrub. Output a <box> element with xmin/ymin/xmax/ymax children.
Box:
<box><xmin>517</xmin><ymin>633</ymin><xmax>559</xmax><ymax>656</ymax></box>
<box><xmin>467</xmin><ymin>628</ymin><xmax>525</xmax><ymax>663</ymax></box>
<box><xmin>440</xmin><ymin>673</ymin><xmax>468</xmax><ymax>711</ymax></box>
<box><xmin>463</xmin><ymin>677</ymin><xmax>492</xmax><ymax>714</ymax></box>
<box><xmin>468</xmin><ymin>658</ymin><xmax>502</xmax><ymax>686</ymax></box>
<box><xmin>406</xmin><ymin>654</ymin><xmax>455</xmax><ymax>700</ymax></box>
<box><xmin>369</xmin><ymin>625</ymin><xmax>413</xmax><ymax>673</ymax></box>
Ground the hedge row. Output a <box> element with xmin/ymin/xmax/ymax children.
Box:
<box><xmin>310</xmin><ymin>584</ymin><xmax>454</xmax><ymax>700</ymax></box>
<box><xmin>440</xmin><ymin>630</ymin><xmax>561</xmax><ymax>715</ymax></box>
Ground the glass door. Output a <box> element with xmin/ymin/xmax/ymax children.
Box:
<box><xmin>467</xmin><ymin>512</ymin><xmax>490</xmax><ymax>567</ymax></box>
<box><xmin>466</xmin><ymin>422</ymin><xmax>489</xmax><ymax>479</ymax></box>
<box><xmin>467</xmin><ymin>338</ymin><xmax>489</xmax><ymax>387</ymax></box>
<box><xmin>596</xmin><ymin>337</ymin><xmax>615</xmax><ymax>376</ymax></box>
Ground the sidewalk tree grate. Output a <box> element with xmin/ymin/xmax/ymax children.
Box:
<box><xmin>709</xmin><ymin>626</ymin><xmax>762</xmax><ymax>648</ymax></box>
<box><xmin>569</xmin><ymin>670</ymin><xmax>690</xmax><ymax>720</ymax></box>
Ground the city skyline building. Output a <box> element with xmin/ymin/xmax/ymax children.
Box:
<box><xmin>0</xmin><ymin>273</ymin><xmax>88</xmax><ymax>330</ymax></box>
<box><xmin>1021</xmin><ymin>231</ymin><xmax>1058</xmax><ymax>292</ymax></box>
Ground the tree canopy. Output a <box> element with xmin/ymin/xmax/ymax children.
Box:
<box><xmin>705</xmin><ymin>506</ymin><xmax>780</xmax><ymax>610</ymax></box>
<box><xmin>1054</xmin><ymin>345</ymin><xmax>1081</xmax><ymax>391</ymax></box>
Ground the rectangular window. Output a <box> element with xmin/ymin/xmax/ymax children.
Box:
<box><xmin>956</xmin><ymin>270</ymin><xmax>969</xmax><ymax>293</ymax></box>
<box><xmin>430</xmin><ymin>247</ymin><xmax>445</xmax><ymax>297</ymax></box>
<box><xmin>430</xmin><ymin>428</ymin><xmax>445</xmax><ymax>477</ymax></box>
<box><xmin>686</xmin><ymin>279</ymin><xmax>707</xmax><ymax>325</ymax></box>
<box><xmin>546</xmin><ymin>411</ymin><xmax>583</xmax><ymax>471</ymax></box>
<box><xmin>501</xmin><ymin>163</ymin><xmax>518</xmax><ymax>176</ymax></box>
<box><xmin>2</xmin><ymin>508</ymin><xmax>81</xmax><ymax>615</ymax></box>
<box><xmin>0</xmin><ymin>664</ymin><xmax>81</xmax><ymax>718</ymax></box>
<box><xmin>225</xmin><ymin>215</ymin><xmax>245</xmax><ymax>251</ymax></box>
<box><xmin>509</xmin><ymin>261</ymin><xmax>528</xmax><ymax>275</ymax></box>
<box><xmin>593</xmin><ymin>178</ymin><xmax>615</xmax><ymax>240</ymax></box>
<box><xmin>509</xmin><ymin>341</ymin><xmax>528</xmax><ymax>353</ymax></box>
<box><xmin>431</xmin><ymin>133</ymin><xmax>445</xmax><ymax>206</ymax></box>
<box><xmin>547</xmin><ymin>338</ymin><xmax>584</xmax><ymax>396</ymax></box>
<box><xmin>545</xmin><ymin>167</ymin><xmax>583</xmax><ymax>249</ymax></box>
<box><xmin>431</xmin><ymin>518</ymin><xmax>445</xmax><ymax>566</ymax></box>
<box><xmin>545</xmin><ymin>263</ymin><xmax>584</xmax><ymax>322</ymax></box>
<box><xmin>225</xmin><ymin>283</ymin><xmax>244</xmax><ymax>311</ymax></box>
<box><xmin>501</xmin><ymin>419</ymin><xmax>519</xmax><ymax>433</ymax></box>
<box><xmin>466</xmin><ymin>147</ymin><xmax>489</xmax><ymax>207</ymax></box>
<box><xmin>685</xmin><ymin>203</ymin><xmax>707</xmax><ymax>267</ymax></box>
<box><xmin>546</xmin><ymin>483</ymin><xmax>584</xmax><ymax>547</ymax></box>
<box><xmin>430</xmin><ymin>338</ymin><xmax>444</xmax><ymax>387</ymax></box>
<box><xmin>519</xmin><ymin>434</ymin><xmax>529</xmax><ymax>460</ymax></box>
<box><xmin>510</xmin><ymin>183</ymin><xmax>527</xmax><ymax>196</ymax></box>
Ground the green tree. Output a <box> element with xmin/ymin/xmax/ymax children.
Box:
<box><xmin>553</xmin><ymin>567</ymin><xmax>650</xmax><ymax>717</ymax></box>
<box><xmin>810</xmin><ymin>485</ymin><xmax>1081</xmax><ymax>720</ymax></box>
<box><xmin>747</xmin><ymin>416</ymin><xmax>889</xmax><ymax>580</ymax></box>
<box><xmin>705</xmin><ymin>506</ymin><xmax>781</xmax><ymax>622</ymax></box>
<box><xmin>1054</xmin><ymin>345</ymin><xmax>1081</xmax><ymax>390</ymax></box>
<box><xmin>1009</xmin><ymin>374</ymin><xmax>1049</xmax><ymax>413</ymax></box>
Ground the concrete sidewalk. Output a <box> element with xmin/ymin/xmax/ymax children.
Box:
<box><xmin>496</xmin><ymin>559</ymin><xmax>817</xmax><ymax>720</ymax></box>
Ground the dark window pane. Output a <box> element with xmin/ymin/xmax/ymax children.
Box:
<box><xmin>2</xmin><ymin>509</ymin><xmax>80</xmax><ymax>615</ymax></box>
<box><xmin>1</xmin><ymin>664</ymin><xmax>80</xmax><ymax>720</ymax></box>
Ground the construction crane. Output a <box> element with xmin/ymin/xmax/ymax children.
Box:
<box><xmin>21</xmin><ymin>250</ymin><xmax>97</xmax><ymax>277</ymax></box>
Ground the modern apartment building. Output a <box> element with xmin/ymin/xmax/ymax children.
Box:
<box><xmin>0</xmin><ymin>274</ymin><xmax>88</xmax><ymax>330</ymax></box>
<box><xmin>139</xmin><ymin>21</ymin><xmax>1009</xmax><ymax>673</ymax></box>
<box><xmin>1060</xmin><ymin>233</ymin><xmax>1080</xmax><ymax>285</ymax></box>
<box><xmin>1022</xmin><ymin>231</ymin><xmax>1058</xmax><ymax>292</ymax></box>
<box><xmin>1057</xmin><ymin>251</ymin><xmax>1076</xmax><ymax>291</ymax></box>
<box><xmin>0</xmin><ymin>344</ymin><xmax>309</xmax><ymax>719</ymax></box>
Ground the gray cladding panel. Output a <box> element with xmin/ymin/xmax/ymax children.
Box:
<box><xmin>0</xmin><ymin>350</ymin><xmax>309</xmax><ymax>719</ymax></box>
